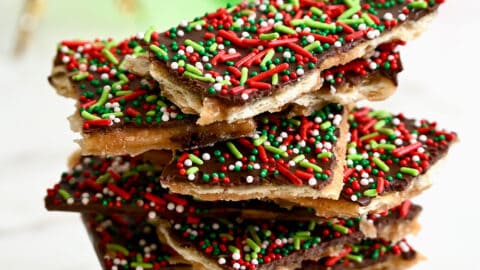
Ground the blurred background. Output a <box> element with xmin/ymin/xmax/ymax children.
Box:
<box><xmin>0</xmin><ymin>0</ymin><xmax>478</xmax><ymax>269</ymax></box>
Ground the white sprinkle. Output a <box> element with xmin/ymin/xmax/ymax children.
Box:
<box><xmin>187</xmin><ymin>174</ymin><xmax>195</xmax><ymax>181</ymax></box>
<box><xmin>334</xmin><ymin>41</ymin><xmax>342</xmax><ymax>48</ymax></box>
<box><xmin>62</xmin><ymin>56</ymin><xmax>71</xmax><ymax>63</ymax></box>
<box><xmin>175</xmin><ymin>205</ymin><xmax>184</xmax><ymax>213</ymax></box>
<box><xmin>351</xmin><ymin>194</ymin><xmax>358</xmax><ymax>202</ymax></box>
<box><xmin>283</xmin><ymin>51</ymin><xmax>292</xmax><ymax>58</ymax></box>
<box><xmin>398</xmin><ymin>14</ymin><xmax>407</xmax><ymax>21</ymax></box>
<box><xmin>232</xmin><ymin>252</ymin><xmax>241</xmax><ymax>260</ymax></box>
<box><xmin>167</xmin><ymin>203</ymin><xmax>175</xmax><ymax>210</ymax></box>
<box><xmin>246</xmin><ymin>176</ymin><xmax>254</xmax><ymax>184</ymax></box>
<box><xmin>358</xmin><ymin>23</ymin><xmax>367</xmax><ymax>31</ymax></box>
<box><xmin>306</xmin><ymin>35</ymin><xmax>315</xmax><ymax>43</ymax></box>
<box><xmin>383</xmin><ymin>12</ymin><xmax>393</xmax><ymax>21</ymax></box>
<box><xmin>186</xmin><ymin>46</ymin><xmax>194</xmax><ymax>53</ymax></box>
<box><xmin>308</xmin><ymin>178</ymin><xmax>317</xmax><ymax>186</ymax></box>
<box><xmin>296</xmin><ymin>68</ymin><xmax>304</xmax><ymax>76</ymax></box>
<box><xmin>228</xmin><ymin>48</ymin><xmax>237</xmax><ymax>54</ymax></box>
<box><xmin>177</xmin><ymin>30</ymin><xmax>184</xmax><ymax>37</ymax></box>
<box><xmin>184</xmin><ymin>159</ymin><xmax>192</xmax><ymax>167</ymax></box>
<box><xmin>241</xmin><ymin>93</ymin><xmax>249</xmax><ymax>100</ymax></box>
<box><xmin>218</xmin><ymin>258</ymin><xmax>226</xmax><ymax>265</ymax></box>
<box><xmin>180</xmin><ymin>20</ymin><xmax>188</xmax><ymax>27</ymax></box>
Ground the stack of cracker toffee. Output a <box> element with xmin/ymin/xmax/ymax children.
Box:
<box><xmin>45</xmin><ymin>1</ymin><xmax>456</xmax><ymax>269</ymax></box>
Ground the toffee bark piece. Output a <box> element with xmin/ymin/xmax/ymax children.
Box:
<box><xmin>45</xmin><ymin>151</ymin><xmax>423</xmax><ymax>240</ymax></box>
<box><xmin>299</xmin><ymin>239</ymin><xmax>419</xmax><ymax>270</ymax></box>
<box><xmin>157</xmin><ymin>209</ymin><xmax>420</xmax><ymax>270</ymax></box>
<box><xmin>161</xmin><ymin>104</ymin><xmax>348</xmax><ymax>201</ymax></box>
<box><xmin>49</xmin><ymin>37</ymin><xmax>255</xmax><ymax>156</ymax></box>
<box><xmin>285</xmin><ymin>107</ymin><xmax>457</xmax><ymax>217</ymax></box>
<box><xmin>144</xmin><ymin>0</ymin><xmax>442</xmax><ymax>124</ymax></box>
<box><xmin>81</xmin><ymin>213</ymin><xmax>190</xmax><ymax>270</ymax></box>
<box><xmin>45</xmin><ymin>152</ymin><xmax>331</xmax><ymax>221</ymax></box>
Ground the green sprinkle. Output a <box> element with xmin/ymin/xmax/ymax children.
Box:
<box><xmin>346</xmin><ymin>254</ymin><xmax>363</xmax><ymax>263</ymax></box>
<box><xmin>372</xmin><ymin>157</ymin><xmax>389</xmax><ymax>172</ymax></box>
<box><xmin>271</xmin><ymin>64</ymin><xmax>279</xmax><ymax>85</ymax></box>
<box><xmin>102</xmin><ymin>48</ymin><xmax>119</xmax><ymax>65</ymax></box>
<box><xmin>338</xmin><ymin>4</ymin><xmax>361</xmax><ymax>21</ymax></box>
<box><xmin>305</xmin><ymin>19</ymin><xmax>336</xmax><ymax>30</ymax></box>
<box><xmin>228</xmin><ymin>245</ymin><xmax>240</xmax><ymax>254</ymax></box>
<box><xmin>320</xmin><ymin>121</ymin><xmax>332</xmax><ymax>130</ymax></box>
<box><xmin>248</xmin><ymin>226</ymin><xmax>262</xmax><ymax>245</ymax></box>
<box><xmin>304</xmin><ymin>41</ymin><xmax>321</xmax><ymax>52</ymax></box>
<box><xmin>363</xmin><ymin>189</ymin><xmax>378</xmax><ymax>197</ymax></box>
<box><xmin>274</xmin><ymin>24</ymin><xmax>296</xmax><ymax>35</ymax></box>
<box><xmin>400</xmin><ymin>167</ymin><xmax>420</xmax><ymax>176</ymax></box>
<box><xmin>95</xmin><ymin>172</ymin><xmax>110</xmax><ymax>184</ymax></box>
<box><xmin>81</xmin><ymin>110</ymin><xmax>100</xmax><ymax>120</ymax></box>
<box><xmin>299</xmin><ymin>160</ymin><xmax>322</xmax><ymax>172</ymax></box>
<box><xmin>341</xmin><ymin>18</ymin><xmax>365</xmax><ymax>25</ymax></box>
<box><xmin>308</xmin><ymin>221</ymin><xmax>316</xmax><ymax>231</ymax></box>
<box><xmin>290</xmin><ymin>19</ymin><xmax>306</xmax><ymax>26</ymax></box>
<box><xmin>186</xmin><ymin>167</ymin><xmax>199</xmax><ymax>175</ymax></box>
<box><xmin>185</xmin><ymin>64</ymin><xmax>203</xmax><ymax>75</ymax></box>
<box><xmin>91</xmin><ymin>86</ymin><xmax>111</xmax><ymax>109</ymax></box>
<box><xmin>149</xmin><ymin>44</ymin><xmax>168</xmax><ymax>58</ymax></box>
<box><xmin>226</xmin><ymin>142</ymin><xmax>243</xmax><ymax>159</ymax></box>
<box><xmin>240</xmin><ymin>67</ymin><xmax>249</xmax><ymax>86</ymax></box>
<box><xmin>118</xmin><ymin>73</ymin><xmax>129</xmax><ymax>82</ymax></box>
<box><xmin>260</xmin><ymin>33</ymin><xmax>280</xmax><ymax>40</ymax></box>
<box><xmin>130</xmin><ymin>262</ymin><xmax>153</xmax><ymax>269</ymax></box>
<box><xmin>295</xmin><ymin>231</ymin><xmax>311</xmax><ymax>237</ymax></box>
<box><xmin>361</xmin><ymin>13</ymin><xmax>376</xmax><ymax>26</ymax></box>
<box><xmin>189</xmin><ymin>154</ymin><xmax>204</xmax><ymax>165</ymax></box>
<box><xmin>57</xmin><ymin>189</ymin><xmax>71</xmax><ymax>200</ymax></box>
<box><xmin>369</xmin><ymin>110</ymin><xmax>392</xmax><ymax>119</ymax></box>
<box><xmin>332</xmin><ymin>224</ymin><xmax>349</xmax><ymax>234</ymax></box>
<box><xmin>264</xmin><ymin>145</ymin><xmax>288</xmax><ymax>158</ymax></box>
<box><xmin>372</xmin><ymin>143</ymin><xmax>396</xmax><ymax>151</ymax></box>
<box><xmin>72</xmin><ymin>72</ymin><xmax>88</xmax><ymax>81</ymax></box>
<box><xmin>260</xmin><ymin>49</ymin><xmax>275</xmax><ymax>68</ymax></box>
<box><xmin>183</xmin><ymin>71</ymin><xmax>215</xmax><ymax>83</ymax></box>
<box><xmin>246</xmin><ymin>238</ymin><xmax>261</xmax><ymax>253</ymax></box>
<box><xmin>347</xmin><ymin>154</ymin><xmax>364</xmax><ymax>161</ymax></box>
<box><xmin>378</xmin><ymin>128</ymin><xmax>395</xmax><ymax>136</ymax></box>
<box><xmin>143</xmin><ymin>26</ymin><xmax>155</xmax><ymax>43</ymax></box>
<box><xmin>409</xmin><ymin>1</ymin><xmax>428</xmax><ymax>9</ymax></box>
<box><xmin>106</xmin><ymin>244</ymin><xmax>129</xmax><ymax>256</ymax></box>
<box><xmin>360</xmin><ymin>132</ymin><xmax>379</xmax><ymax>141</ymax></box>
<box><xmin>374</xmin><ymin>120</ymin><xmax>386</xmax><ymax>130</ymax></box>
<box><xmin>293</xmin><ymin>237</ymin><xmax>301</xmax><ymax>250</ymax></box>
<box><xmin>188</xmin><ymin>19</ymin><xmax>206</xmax><ymax>28</ymax></box>
<box><xmin>185</xmin><ymin>39</ymin><xmax>205</xmax><ymax>53</ymax></box>
<box><xmin>209</xmin><ymin>42</ymin><xmax>218</xmax><ymax>53</ymax></box>
<box><xmin>253</xmin><ymin>135</ymin><xmax>267</xmax><ymax>146</ymax></box>
<box><xmin>101</xmin><ymin>112</ymin><xmax>123</xmax><ymax>119</ymax></box>
<box><xmin>310</xmin><ymin>7</ymin><xmax>323</xmax><ymax>16</ymax></box>
<box><xmin>292</xmin><ymin>154</ymin><xmax>306</xmax><ymax>163</ymax></box>
<box><xmin>317</xmin><ymin>152</ymin><xmax>333</xmax><ymax>159</ymax></box>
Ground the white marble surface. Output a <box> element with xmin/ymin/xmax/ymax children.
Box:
<box><xmin>0</xmin><ymin>0</ymin><xmax>479</xmax><ymax>269</ymax></box>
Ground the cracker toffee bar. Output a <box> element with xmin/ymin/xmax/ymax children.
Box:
<box><xmin>143</xmin><ymin>0</ymin><xmax>442</xmax><ymax>124</ymax></box>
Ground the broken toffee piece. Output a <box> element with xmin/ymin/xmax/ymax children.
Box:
<box><xmin>49</xmin><ymin>37</ymin><xmax>256</xmax><ymax>156</ymax></box>
<box><xmin>289</xmin><ymin>107</ymin><xmax>456</xmax><ymax>217</ymax></box>
<box><xmin>82</xmin><ymin>213</ymin><xmax>190</xmax><ymax>270</ymax></box>
<box><xmin>161</xmin><ymin>104</ymin><xmax>348</xmax><ymax>201</ymax></box>
<box><xmin>45</xmin><ymin>153</ymin><xmax>333</xmax><ymax>221</ymax></box>
<box><xmin>157</xmin><ymin>207</ymin><xmax>421</xmax><ymax>270</ymax></box>
<box><xmin>300</xmin><ymin>239</ymin><xmax>418</xmax><ymax>270</ymax></box>
<box><xmin>144</xmin><ymin>0</ymin><xmax>442</xmax><ymax>124</ymax></box>
<box><xmin>45</xmin><ymin>151</ymin><xmax>422</xmax><ymax>237</ymax></box>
